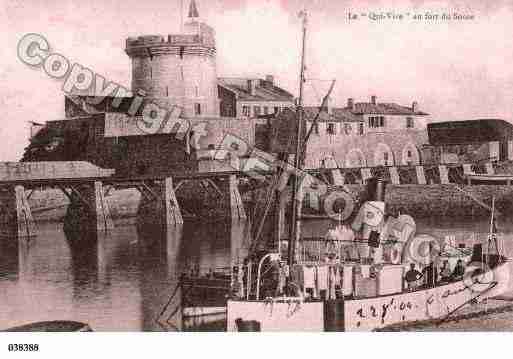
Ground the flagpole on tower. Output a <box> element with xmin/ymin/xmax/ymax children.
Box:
<box><xmin>180</xmin><ymin>0</ymin><xmax>184</xmax><ymax>32</ymax></box>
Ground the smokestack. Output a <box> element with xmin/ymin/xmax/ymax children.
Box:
<box><xmin>371</xmin><ymin>95</ymin><xmax>377</xmax><ymax>105</ymax></box>
<box><xmin>347</xmin><ymin>98</ymin><xmax>354</xmax><ymax>110</ymax></box>
<box><xmin>365</xmin><ymin>177</ymin><xmax>387</xmax><ymax>202</ymax></box>
<box><xmin>265</xmin><ymin>75</ymin><xmax>274</xmax><ymax>86</ymax></box>
<box><xmin>247</xmin><ymin>79</ymin><xmax>257</xmax><ymax>96</ymax></box>
<box><xmin>412</xmin><ymin>101</ymin><xmax>418</xmax><ymax>113</ymax></box>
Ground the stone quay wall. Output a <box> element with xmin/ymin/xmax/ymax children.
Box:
<box><xmin>27</xmin><ymin>182</ymin><xmax>513</xmax><ymax>223</ymax></box>
<box><xmin>345</xmin><ymin>184</ymin><xmax>513</xmax><ymax>218</ymax></box>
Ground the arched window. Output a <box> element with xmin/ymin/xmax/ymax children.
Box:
<box><xmin>401</xmin><ymin>143</ymin><xmax>421</xmax><ymax>166</ymax></box>
<box><xmin>374</xmin><ymin>143</ymin><xmax>394</xmax><ymax>166</ymax></box>
<box><xmin>346</xmin><ymin>148</ymin><xmax>367</xmax><ymax>168</ymax></box>
<box><xmin>322</xmin><ymin>155</ymin><xmax>338</xmax><ymax>168</ymax></box>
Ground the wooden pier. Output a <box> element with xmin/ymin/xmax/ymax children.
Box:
<box><xmin>0</xmin><ymin>162</ymin><xmax>116</xmax><ymax>239</ymax></box>
<box><xmin>0</xmin><ymin>161</ymin><xmax>250</xmax><ymax>240</ymax></box>
<box><xmin>0</xmin><ymin>159</ymin><xmax>505</xmax><ymax>240</ymax></box>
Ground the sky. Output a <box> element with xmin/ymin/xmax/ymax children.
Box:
<box><xmin>0</xmin><ymin>0</ymin><xmax>512</xmax><ymax>160</ymax></box>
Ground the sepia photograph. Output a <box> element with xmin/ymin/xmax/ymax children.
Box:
<box><xmin>1</xmin><ymin>0</ymin><xmax>513</xmax><ymax>353</ymax></box>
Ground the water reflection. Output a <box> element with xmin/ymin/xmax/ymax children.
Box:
<box><xmin>136</xmin><ymin>225</ymin><xmax>183</xmax><ymax>331</ymax></box>
<box><xmin>66</xmin><ymin>231</ymin><xmax>108</xmax><ymax>301</ymax></box>
<box><xmin>0</xmin><ymin>237</ymin><xmax>30</xmax><ymax>281</ymax></box>
<box><xmin>1</xmin><ymin>216</ymin><xmax>510</xmax><ymax>331</ymax></box>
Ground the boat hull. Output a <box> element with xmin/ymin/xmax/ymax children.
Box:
<box><xmin>2</xmin><ymin>321</ymin><xmax>92</xmax><ymax>332</ymax></box>
<box><xmin>227</xmin><ymin>260</ymin><xmax>513</xmax><ymax>331</ymax></box>
<box><xmin>183</xmin><ymin>307</ymin><xmax>228</xmax><ymax>331</ymax></box>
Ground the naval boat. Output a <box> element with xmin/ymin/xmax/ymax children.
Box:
<box><xmin>225</xmin><ymin>10</ymin><xmax>512</xmax><ymax>332</ymax></box>
<box><xmin>226</xmin><ymin>177</ymin><xmax>513</xmax><ymax>331</ymax></box>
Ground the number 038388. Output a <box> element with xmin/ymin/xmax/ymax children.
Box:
<box><xmin>8</xmin><ymin>344</ymin><xmax>39</xmax><ymax>352</ymax></box>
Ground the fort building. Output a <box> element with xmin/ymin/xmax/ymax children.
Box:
<box><xmin>125</xmin><ymin>1</ymin><xmax>219</xmax><ymax>117</ymax></box>
<box><xmin>425</xmin><ymin>119</ymin><xmax>513</xmax><ymax>164</ymax></box>
<box><xmin>302</xmin><ymin>96</ymin><xmax>431</xmax><ymax>169</ymax></box>
<box><xmin>25</xmin><ymin>0</ymin><xmax>292</xmax><ymax>177</ymax></box>
<box><xmin>218</xmin><ymin>76</ymin><xmax>294</xmax><ymax>118</ymax></box>
<box><xmin>25</xmin><ymin>1</ymin><xmax>511</xmax><ymax>177</ymax></box>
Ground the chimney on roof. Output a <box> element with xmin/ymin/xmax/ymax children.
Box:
<box><xmin>265</xmin><ymin>75</ymin><xmax>274</xmax><ymax>86</ymax></box>
<box><xmin>412</xmin><ymin>101</ymin><xmax>419</xmax><ymax>113</ymax></box>
<box><xmin>247</xmin><ymin>79</ymin><xmax>257</xmax><ymax>96</ymax></box>
<box><xmin>347</xmin><ymin>98</ymin><xmax>354</xmax><ymax>110</ymax></box>
<box><xmin>371</xmin><ymin>95</ymin><xmax>377</xmax><ymax>105</ymax></box>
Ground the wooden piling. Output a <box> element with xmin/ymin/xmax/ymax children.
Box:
<box><xmin>0</xmin><ymin>185</ymin><xmax>36</xmax><ymax>239</ymax></box>
<box><xmin>94</xmin><ymin>181</ymin><xmax>114</xmax><ymax>231</ymax></box>
<box><xmin>163</xmin><ymin>177</ymin><xmax>184</xmax><ymax>227</ymax></box>
<box><xmin>137</xmin><ymin>177</ymin><xmax>183</xmax><ymax>232</ymax></box>
<box><xmin>229</xmin><ymin>175</ymin><xmax>247</xmax><ymax>221</ymax></box>
<box><xmin>14</xmin><ymin>185</ymin><xmax>36</xmax><ymax>238</ymax></box>
<box><xmin>63</xmin><ymin>180</ymin><xmax>113</xmax><ymax>235</ymax></box>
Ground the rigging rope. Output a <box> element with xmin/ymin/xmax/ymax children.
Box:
<box><xmin>309</xmin><ymin>82</ymin><xmax>322</xmax><ymax>103</ymax></box>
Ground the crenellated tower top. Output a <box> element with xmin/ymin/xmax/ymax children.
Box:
<box><xmin>125</xmin><ymin>0</ymin><xmax>215</xmax><ymax>58</ymax></box>
<box><xmin>124</xmin><ymin>0</ymin><xmax>219</xmax><ymax>116</ymax></box>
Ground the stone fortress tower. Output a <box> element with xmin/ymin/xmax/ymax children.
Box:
<box><xmin>125</xmin><ymin>0</ymin><xmax>219</xmax><ymax>117</ymax></box>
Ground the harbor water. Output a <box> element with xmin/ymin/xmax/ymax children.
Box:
<box><xmin>1</xmin><ymin>217</ymin><xmax>513</xmax><ymax>331</ymax></box>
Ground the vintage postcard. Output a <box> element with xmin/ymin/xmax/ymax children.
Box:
<box><xmin>1</xmin><ymin>0</ymin><xmax>513</xmax><ymax>347</ymax></box>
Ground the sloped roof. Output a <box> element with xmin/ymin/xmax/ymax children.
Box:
<box><xmin>218</xmin><ymin>78</ymin><xmax>294</xmax><ymax>102</ymax></box>
<box><xmin>303</xmin><ymin>107</ymin><xmax>361</xmax><ymax>122</ymax></box>
<box><xmin>428</xmin><ymin>119</ymin><xmax>513</xmax><ymax>145</ymax></box>
<box><xmin>345</xmin><ymin>102</ymin><xmax>429</xmax><ymax>116</ymax></box>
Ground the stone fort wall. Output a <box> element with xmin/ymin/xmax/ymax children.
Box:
<box><xmin>130</xmin><ymin>54</ymin><xmax>219</xmax><ymax>117</ymax></box>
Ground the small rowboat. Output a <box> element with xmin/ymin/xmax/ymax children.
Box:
<box><xmin>3</xmin><ymin>321</ymin><xmax>93</xmax><ymax>332</ymax></box>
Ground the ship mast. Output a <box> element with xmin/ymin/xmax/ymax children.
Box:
<box><xmin>288</xmin><ymin>10</ymin><xmax>308</xmax><ymax>267</ymax></box>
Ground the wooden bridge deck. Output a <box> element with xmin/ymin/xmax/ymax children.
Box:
<box><xmin>0</xmin><ymin>160</ymin><xmax>347</xmax><ymax>186</ymax></box>
<box><xmin>0</xmin><ymin>161</ymin><xmax>114</xmax><ymax>185</ymax></box>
